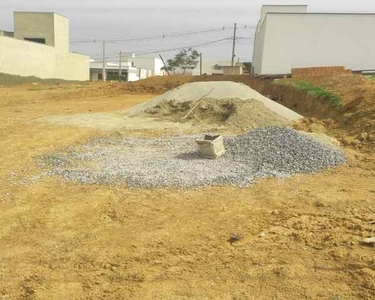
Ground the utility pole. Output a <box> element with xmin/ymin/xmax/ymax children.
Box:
<box><xmin>119</xmin><ymin>51</ymin><xmax>122</xmax><ymax>81</ymax></box>
<box><xmin>102</xmin><ymin>40</ymin><xmax>106</xmax><ymax>82</ymax></box>
<box><xmin>159</xmin><ymin>54</ymin><xmax>170</xmax><ymax>76</ymax></box>
<box><xmin>200</xmin><ymin>53</ymin><xmax>203</xmax><ymax>75</ymax></box>
<box><xmin>231</xmin><ymin>22</ymin><xmax>237</xmax><ymax>66</ymax></box>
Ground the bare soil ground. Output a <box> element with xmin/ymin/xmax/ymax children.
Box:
<box><xmin>0</xmin><ymin>78</ymin><xmax>374</xmax><ymax>300</ymax></box>
<box><xmin>281</xmin><ymin>74</ymin><xmax>375</xmax><ymax>150</ymax></box>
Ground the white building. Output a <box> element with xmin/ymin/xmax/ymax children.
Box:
<box><xmin>90</xmin><ymin>61</ymin><xmax>152</xmax><ymax>82</ymax></box>
<box><xmin>0</xmin><ymin>12</ymin><xmax>89</xmax><ymax>81</ymax></box>
<box><xmin>123</xmin><ymin>56</ymin><xmax>165</xmax><ymax>76</ymax></box>
<box><xmin>252</xmin><ymin>5</ymin><xmax>375</xmax><ymax>75</ymax></box>
<box><xmin>190</xmin><ymin>61</ymin><xmax>233</xmax><ymax>75</ymax></box>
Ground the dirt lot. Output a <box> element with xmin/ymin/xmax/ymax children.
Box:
<box><xmin>0</xmin><ymin>77</ymin><xmax>374</xmax><ymax>300</ymax></box>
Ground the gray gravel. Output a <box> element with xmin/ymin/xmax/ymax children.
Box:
<box><xmin>37</xmin><ymin>127</ymin><xmax>346</xmax><ymax>188</ymax></box>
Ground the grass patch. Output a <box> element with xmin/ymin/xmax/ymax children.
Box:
<box><xmin>275</xmin><ymin>80</ymin><xmax>341</xmax><ymax>108</ymax></box>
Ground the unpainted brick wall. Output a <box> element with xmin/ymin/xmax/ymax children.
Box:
<box><xmin>292</xmin><ymin>66</ymin><xmax>351</xmax><ymax>77</ymax></box>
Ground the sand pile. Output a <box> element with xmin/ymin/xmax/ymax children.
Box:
<box><xmin>124</xmin><ymin>81</ymin><xmax>302</xmax><ymax>122</ymax></box>
<box><xmin>141</xmin><ymin>98</ymin><xmax>291</xmax><ymax>130</ymax></box>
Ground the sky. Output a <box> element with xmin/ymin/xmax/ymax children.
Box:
<box><xmin>2</xmin><ymin>0</ymin><xmax>375</xmax><ymax>62</ymax></box>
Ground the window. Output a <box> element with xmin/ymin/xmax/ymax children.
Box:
<box><xmin>24</xmin><ymin>38</ymin><xmax>46</xmax><ymax>44</ymax></box>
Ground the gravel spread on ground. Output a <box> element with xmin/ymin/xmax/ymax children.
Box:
<box><xmin>124</xmin><ymin>81</ymin><xmax>302</xmax><ymax>121</ymax></box>
<box><xmin>36</xmin><ymin>127</ymin><xmax>345</xmax><ymax>188</ymax></box>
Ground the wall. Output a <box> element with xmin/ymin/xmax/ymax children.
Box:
<box><xmin>128</xmin><ymin>71</ymin><xmax>139</xmax><ymax>82</ymax></box>
<box><xmin>291</xmin><ymin>66</ymin><xmax>351</xmax><ymax>77</ymax></box>
<box><xmin>14</xmin><ymin>12</ymin><xmax>55</xmax><ymax>46</ymax></box>
<box><xmin>53</xmin><ymin>13</ymin><xmax>69</xmax><ymax>52</ymax></box>
<box><xmin>0</xmin><ymin>35</ymin><xmax>89</xmax><ymax>81</ymax></box>
<box><xmin>221</xmin><ymin>66</ymin><xmax>243</xmax><ymax>75</ymax></box>
<box><xmin>252</xmin><ymin>17</ymin><xmax>267</xmax><ymax>74</ymax></box>
<box><xmin>260</xmin><ymin>5</ymin><xmax>307</xmax><ymax>24</ymax></box>
<box><xmin>90</xmin><ymin>71</ymin><xmax>99</xmax><ymax>81</ymax></box>
<box><xmin>138</xmin><ymin>69</ymin><xmax>150</xmax><ymax>80</ymax></box>
<box><xmin>125</xmin><ymin>57</ymin><xmax>164</xmax><ymax>76</ymax></box>
<box><xmin>253</xmin><ymin>5</ymin><xmax>307</xmax><ymax>74</ymax></box>
<box><xmin>256</xmin><ymin>13</ymin><xmax>375</xmax><ymax>74</ymax></box>
<box><xmin>190</xmin><ymin>61</ymin><xmax>235</xmax><ymax>76</ymax></box>
<box><xmin>14</xmin><ymin>12</ymin><xmax>70</xmax><ymax>52</ymax></box>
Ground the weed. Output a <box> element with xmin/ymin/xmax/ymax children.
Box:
<box><xmin>275</xmin><ymin>80</ymin><xmax>341</xmax><ymax>108</ymax></box>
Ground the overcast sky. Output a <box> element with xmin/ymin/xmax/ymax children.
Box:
<box><xmin>2</xmin><ymin>0</ymin><xmax>375</xmax><ymax>62</ymax></box>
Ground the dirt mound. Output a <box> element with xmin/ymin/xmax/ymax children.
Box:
<box><xmin>281</xmin><ymin>74</ymin><xmax>375</xmax><ymax>149</ymax></box>
<box><xmin>142</xmin><ymin>98</ymin><xmax>291</xmax><ymax>130</ymax></box>
<box><xmin>0</xmin><ymin>72</ymin><xmax>81</xmax><ymax>86</ymax></box>
<box><xmin>126</xmin><ymin>81</ymin><xmax>302</xmax><ymax>121</ymax></box>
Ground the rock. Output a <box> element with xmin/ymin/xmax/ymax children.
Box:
<box><xmin>229</xmin><ymin>234</ymin><xmax>241</xmax><ymax>244</ymax></box>
<box><xmin>351</xmin><ymin>139</ymin><xmax>361</xmax><ymax>146</ymax></box>
<box><xmin>260</xmin><ymin>232</ymin><xmax>266</xmax><ymax>238</ymax></box>
<box><xmin>310</xmin><ymin>123</ymin><xmax>327</xmax><ymax>133</ymax></box>
<box><xmin>342</xmin><ymin>137</ymin><xmax>354</xmax><ymax>146</ymax></box>
<box><xmin>359</xmin><ymin>132</ymin><xmax>368</xmax><ymax>141</ymax></box>
<box><xmin>169</xmin><ymin>100</ymin><xmax>179</xmax><ymax>108</ymax></box>
<box><xmin>360</xmin><ymin>237</ymin><xmax>375</xmax><ymax>246</ymax></box>
<box><xmin>199</xmin><ymin>104</ymin><xmax>209</xmax><ymax>110</ymax></box>
<box><xmin>146</xmin><ymin>108</ymin><xmax>160</xmax><ymax>115</ymax></box>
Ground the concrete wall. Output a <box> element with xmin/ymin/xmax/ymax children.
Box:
<box><xmin>14</xmin><ymin>12</ymin><xmax>55</xmax><ymax>46</ymax></box>
<box><xmin>252</xmin><ymin>17</ymin><xmax>268</xmax><ymax>74</ymax></box>
<box><xmin>138</xmin><ymin>69</ymin><xmax>151</xmax><ymax>80</ymax></box>
<box><xmin>221</xmin><ymin>66</ymin><xmax>243</xmax><ymax>75</ymax></box>
<box><xmin>260</xmin><ymin>5</ymin><xmax>307</xmax><ymax>24</ymax></box>
<box><xmin>254</xmin><ymin>12</ymin><xmax>375</xmax><ymax>75</ymax></box>
<box><xmin>53</xmin><ymin>13</ymin><xmax>69</xmax><ymax>52</ymax></box>
<box><xmin>124</xmin><ymin>57</ymin><xmax>164</xmax><ymax>76</ymax></box>
<box><xmin>14</xmin><ymin>12</ymin><xmax>69</xmax><ymax>52</ymax></box>
<box><xmin>190</xmin><ymin>61</ymin><xmax>234</xmax><ymax>75</ymax></box>
<box><xmin>0</xmin><ymin>35</ymin><xmax>89</xmax><ymax>81</ymax></box>
<box><xmin>128</xmin><ymin>70</ymin><xmax>139</xmax><ymax>82</ymax></box>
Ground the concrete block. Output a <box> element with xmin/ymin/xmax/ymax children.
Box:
<box><xmin>196</xmin><ymin>135</ymin><xmax>226</xmax><ymax>159</ymax></box>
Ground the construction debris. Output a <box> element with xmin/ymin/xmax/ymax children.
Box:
<box><xmin>196</xmin><ymin>135</ymin><xmax>226</xmax><ymax>159</ymax></box>
<box><xmin>37</xmin><ymin>127</ymin><xmax>346</xmax><ymax>188</ymax></box>
<box><xmin>360</xmin><ymin>237</ymin><xmax>375</xmax><ymax>246</ymax></box>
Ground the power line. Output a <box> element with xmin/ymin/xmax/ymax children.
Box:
<box><xmin>89</xmin><ymin>37</ymin><xmax>234</xmax><ymax>60</ymax></box>
<box><xmin>138</xmin><ymin>37</ymin><xmax>233</xmax><ymax>55</ymax></box>
<box><xmin>71</xmin><ymin>26</ymin><xmax>226</xmax><ymax>43</ymax></box>
<box><xmin>70</xmin><ymin>25</ymin><xmax>255</xmax><ymax>44</ymax></box>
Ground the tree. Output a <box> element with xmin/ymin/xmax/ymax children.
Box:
<box><xmin>162</xmin><ymin>48</ymin><xmax>200</xmax><ymax>74</ymax></box>
<box><xmin>243</xmin><ymin>62</ymin><xmax>252</xmax><ymax>73</ymax></box>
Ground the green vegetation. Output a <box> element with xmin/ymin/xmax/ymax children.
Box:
<box><xmin>162</xmin><ymin>48</ymin><xmax>200</xmax><ymax>74</ymax></box>
<box><xmin>276</xmin><ymin>80</ymin><xmax>341</xmax><ymax>108</ymax></box>
<box><xmin>242</xmin><ymin>62</ymin><xmax>252</xmax><ymax>73</ymax></box>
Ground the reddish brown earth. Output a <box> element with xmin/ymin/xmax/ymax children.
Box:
<box><xmin>0</xmin><ymin>76</ymin><xmax>374</xmax><ymax>299</ymax></box>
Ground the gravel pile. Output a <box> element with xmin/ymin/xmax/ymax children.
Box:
<box><xmin>37</xmin><ymin>127</ymin><xmax>345</xmax><ymax>188</ymax></box>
